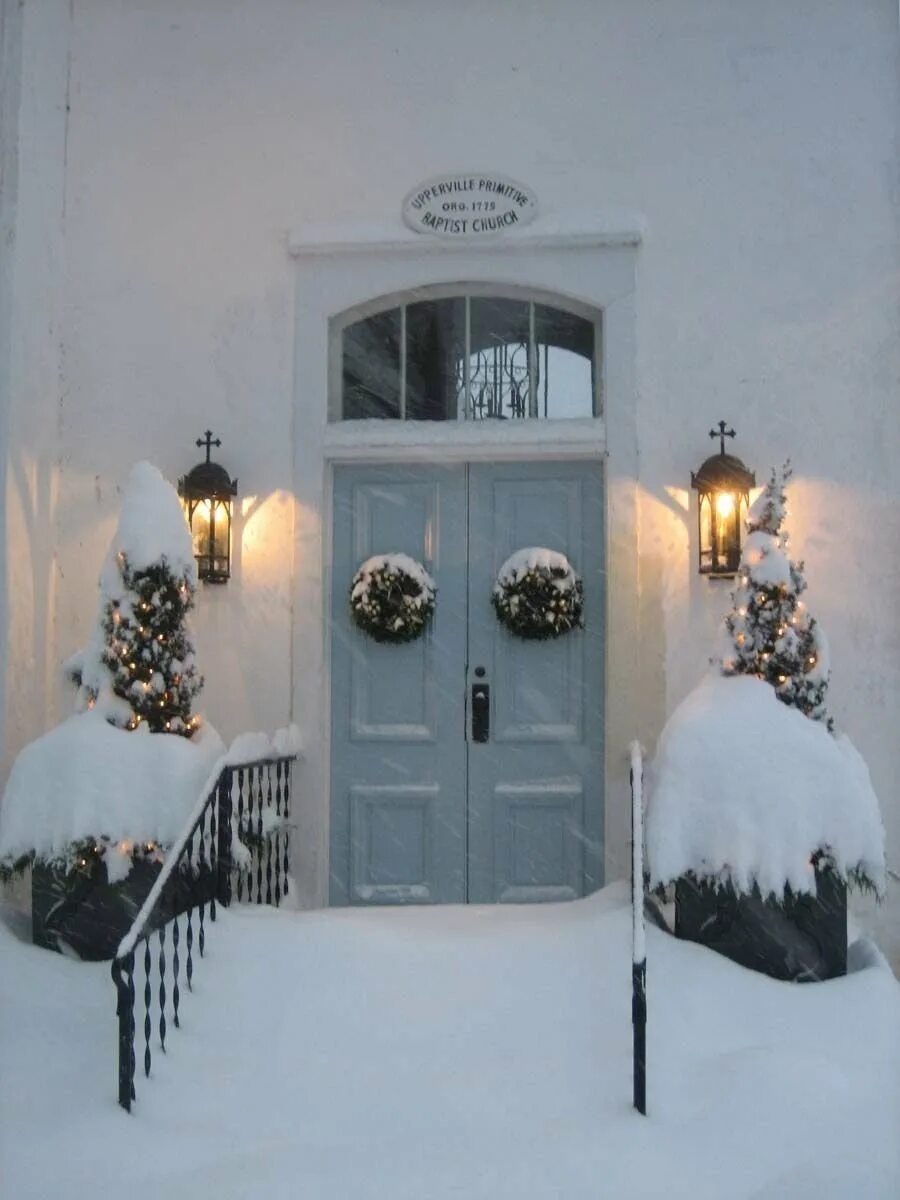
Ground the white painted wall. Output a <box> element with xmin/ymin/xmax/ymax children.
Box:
<box><xmin>4</xmin><ymin>0</ymin><xmax>900</xmax><ymax>952</ymax></box>
<box><xmin>0</xmin><ymin>0</ymin><xmax>70</xmax><ymax>782</ymax></box>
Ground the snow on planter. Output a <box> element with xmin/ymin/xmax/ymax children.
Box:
<box><xmin>0</xmin><ymin>712</ymin><xmax>224</xmax><ymax>872</ymax></box>
<box><xmin>647</xmin><ymin>674</ymin><xmax>886</xmax><ymax>900</ymax></box>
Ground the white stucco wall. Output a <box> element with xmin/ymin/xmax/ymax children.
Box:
<box><xmin>4</xmin><ymin>0</ymin><xmax>900</xmax><ymax>950</ymax></box>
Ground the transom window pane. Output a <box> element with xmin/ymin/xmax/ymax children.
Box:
<box><xmin>339</xmin><ymin>293</ymin><xmax>597</xmax><ymax>421</ymax></box>
<box><xmin>342</xmin><ymin>307</ymin><xmax>401</xmax><ymax>419</ymax></box>
<box><xmin>406</xmin><ymin>297</ymin><xmax>466</xmax><ymax>421</ymax></box>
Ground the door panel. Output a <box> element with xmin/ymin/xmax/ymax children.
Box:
<box><xmin>349</xmin><ymin>785</ymin><xmax>438</xmax><ymax>902</ymax></box>
<box><xmin>493</xmin><ymin>782</ymin><xmax>585</xmax><ymax>903</ymax></box>
<box><xmin>466</xmin><ymin>461</ymin><xmax>605</xmax><ymax>904</ymax></box>
<box><xmin>330</xmin><ymin>465</ymin><xmax>467</xmax><ymax>905</ymax></box>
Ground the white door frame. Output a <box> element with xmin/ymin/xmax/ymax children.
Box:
<box><xmin>290</xmin><ymin>220</ymin><xmax>642</xmax><ymax>908</ymax></box>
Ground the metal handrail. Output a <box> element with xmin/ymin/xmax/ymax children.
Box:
<box><xmin>111</xmin><ymin>753</ymin><xmax>295</xmax><ymax>1111</ymax></box>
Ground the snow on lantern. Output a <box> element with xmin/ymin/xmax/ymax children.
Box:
<box><xmin>178</xmin><ymin>431</ymin><xmax>238</xmax><ymax>583</ymax></box>
<box><xmin>691</xmin><ymin>421</ymin><xmax>755</xmax><ymax>577</ymax></box>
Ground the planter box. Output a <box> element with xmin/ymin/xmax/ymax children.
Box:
<box><xmin>32</xmin><ymin>857</ymin><xmax>216</xmax><ymax>962</ymax></box>
<box><xmin>675</xmin><ymin>866</ymin><xmax>847</xmax><ymax>982</ymax></box>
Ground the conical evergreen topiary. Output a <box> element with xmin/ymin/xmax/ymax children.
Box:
<box><xmin>721</xmin><ymin>463</ymin><xmax>831</xmax><ymax>727</ymax></box>
<box><xmin>79</xmin><ymin>462</ymin><xmax>204</xmax><ymax>736</ymax></box>
<box><xmin>97</xmin><ymin>556</ymin><xmax>203</xmax><ymax>735</ymax></box>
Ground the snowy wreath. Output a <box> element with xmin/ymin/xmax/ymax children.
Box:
<box><xmin>349</xmin><ymin>553</ymin><xmax>437</xmax><ymax>644</ymax></box>
<box><xmin>492</xmin><ymin>548</ymin><xmax>584</xmax><ymax>640</ymax></box>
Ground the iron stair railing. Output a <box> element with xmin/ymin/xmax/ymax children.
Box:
<box><xmin>111</xmin><ymin>754</ymin><xmax>295</xmax><ymax>1112</ymax></box>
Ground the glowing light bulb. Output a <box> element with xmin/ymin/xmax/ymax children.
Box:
<box><xmin>715</xmin><ymin>492</ymin><xmax>735</xmax><ymax>519</ymax></box>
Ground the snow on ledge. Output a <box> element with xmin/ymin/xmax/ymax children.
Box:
<box><xmin>646</xmin><ymin>674</ymin><xmax>886</xmax><ymax>899</ymax></box>
<box><xmin>287</xmin><ymin>210</ymin><xmax>646</xmax><ymax>256</ymax></box>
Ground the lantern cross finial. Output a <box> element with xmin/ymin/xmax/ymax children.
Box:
<box><xmin>709</xmin><ymin>420</ymin><xmax>736</xmax><ymax>456</ymax></box>
<box><xmin>196</xmin><ymin>430</ymin><xmax>221</xmax><ymax>464</ymax></box>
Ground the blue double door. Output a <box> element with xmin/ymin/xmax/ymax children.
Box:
<box><xmin>330</xmin><ymin>461</ymin><xmax>605</xmax><ymax>905</ymax></box>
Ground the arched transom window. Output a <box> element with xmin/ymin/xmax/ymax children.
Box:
<box><xmin>332</xmin><ymin>286</ymin><xmax>601</xmax><ymax>422</ymax></box>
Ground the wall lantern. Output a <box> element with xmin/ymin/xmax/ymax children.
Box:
<box><xmin>691</xmin><ymin>421</ymin><xmax>756</xmax><ymax>578</ymax></box>
<box><xmin>177</xmin><ymin>431</ymin><xmax>238</xmax><ymax>583</ymax></box>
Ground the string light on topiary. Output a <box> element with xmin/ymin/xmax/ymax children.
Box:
<box><xmin>720</xmin><ymin>462</ymin><xmax>831</xmax><ymax>727</ymax></box>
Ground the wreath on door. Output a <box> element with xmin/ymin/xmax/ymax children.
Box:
<box><xmin>492</xmin><ymin>548</ymin><xmax>584</xmax><ymax>640</ymax></box>
<box><xmin>349</xmin><ymin>553</ymin><xmax>437</xmax><ymax>644</ymax></box>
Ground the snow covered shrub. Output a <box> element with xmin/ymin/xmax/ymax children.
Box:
<box><xmin>647</xmin><ymin>465</ymin><xmax>886</xmax><ymax>978</ymax></box>
<box><xmin>0</xmin><ymin>464</ymin><xmax>222</xmax><ymax>947</ymax></box>
<box><xmin>720</xmin><ymin>463</ymin><xmax>831</xmax><ymax>726</ymax></box>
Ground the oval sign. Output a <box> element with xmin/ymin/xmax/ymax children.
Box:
<box><xmin>402</xmin><ymin>173</ymin><xmax>538</xmax><ymax>239</ymax></box>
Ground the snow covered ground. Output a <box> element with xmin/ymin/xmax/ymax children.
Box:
<box><xmin>1</xmin><ymin>884</ymin><xmax>898</xmax><ymax>1199</ymax></box>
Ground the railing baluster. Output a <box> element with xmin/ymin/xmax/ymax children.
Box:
<box><xmin>185</xmin><ymin>832</ymin><xmax>195</xmax><ymax>991</ymax></box>
<box><xmin>143</xmin><ymin>939</ymin><xmax>152</xmax><ymax>1077</ymax></box>
<box><xmin>127</xmin><ymin>953</ymin><xmax>137</xmax><ymax>1101</ymax></box>
<box><xmin>209</xmin><ymin>797</ymin><xmax>218</xmax><ymax>923</ymax></box>
<box><xmin>273</xmin><ymin>763</ymin><xmax>283</xmax><ymax>906</ymax></box>
<box><xmin>198</xmin><ymin>900</ymin><xmax>206</xmax><ymax>959</ymax></box>
<box><xmin>283</xmin><ymin>761</ymin><xmax>291</xmax><ymax>899</ymax></box>
<box><xmin>264</xmin><ymin>767</ymin><xmax>273</xmax><ymax>905</ymax></box>
<box><xmin>172</xmin><ymin>916</ymin><xmax>181</xmax><ymax>1029</ymax></box>
<box><xmin>217</xmin><ymin>770</ymin><xmax>233</xmax><ymax>908</ymax></box>
<box><xmin>255</xmin><ymin>768</ymin><xmax>264</xmax><ymax>904</ymax></box>
<box><xmin>186</xmin><ymin>907</ymin><xmax>194</xmax><ymax>990</ymax></box>
<box><xmin>158</xmin><ymin>926</ymin><xmax>167</xmax><ymax>1052</ymax></box>
<box><xmin>112</xmin><ymin>954</ymin><xmax>135</xmax><ymax>1112</ymax></box>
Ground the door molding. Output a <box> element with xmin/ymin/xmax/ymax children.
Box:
<box><xmin>322</xmin><ymin>419</ymin><xmax>606</xmax><ymax>464</ymax></box>
<box><xmin>291</xmin><ymin>233</ymin><xmax>639</xmax><ymax>909</ymax></box>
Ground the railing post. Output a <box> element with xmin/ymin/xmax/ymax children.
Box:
<box><xmin>111</xmin><ymin>955</ymin><xmax>135</xmax><ymax>1112</ymax></box>
<box><xmin>630</xmin><ymin>741</ymin><xmax>647</xmax><ymax>1116</ymax></box>
<box><xmin>217</xmin><ymin>769</ymin><xmax>233</xmax><ymax>908</ymax></box>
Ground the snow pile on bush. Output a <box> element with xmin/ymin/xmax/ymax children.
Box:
<box><xmin>0</xmin><ymin>713</ymin><xmax>224</xmax><ymax>868</ymax></box>
<box><xmin>647</xmin><ymin>674</ymin><xmax>886</xmax><ymax>899</ymax></box>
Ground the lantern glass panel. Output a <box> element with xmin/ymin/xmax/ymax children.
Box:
<box><xmin>698</xmin><ymin>493</ymin><xmax>713</xmax><ymax>573</ymax></box>
<box><xmin>713</xmin><ymin>489</ymin><xmax>740</xmax><ymax>573</ymax></box>
<box><xmin>211</xmin><ymin>500</ymin><xmax>231</xmax><ymax>577</ymax></box>
<box><xmin>190</xmin><ymin>500</ymin><xmax>212</xmax><ymax>560</ymax></box>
